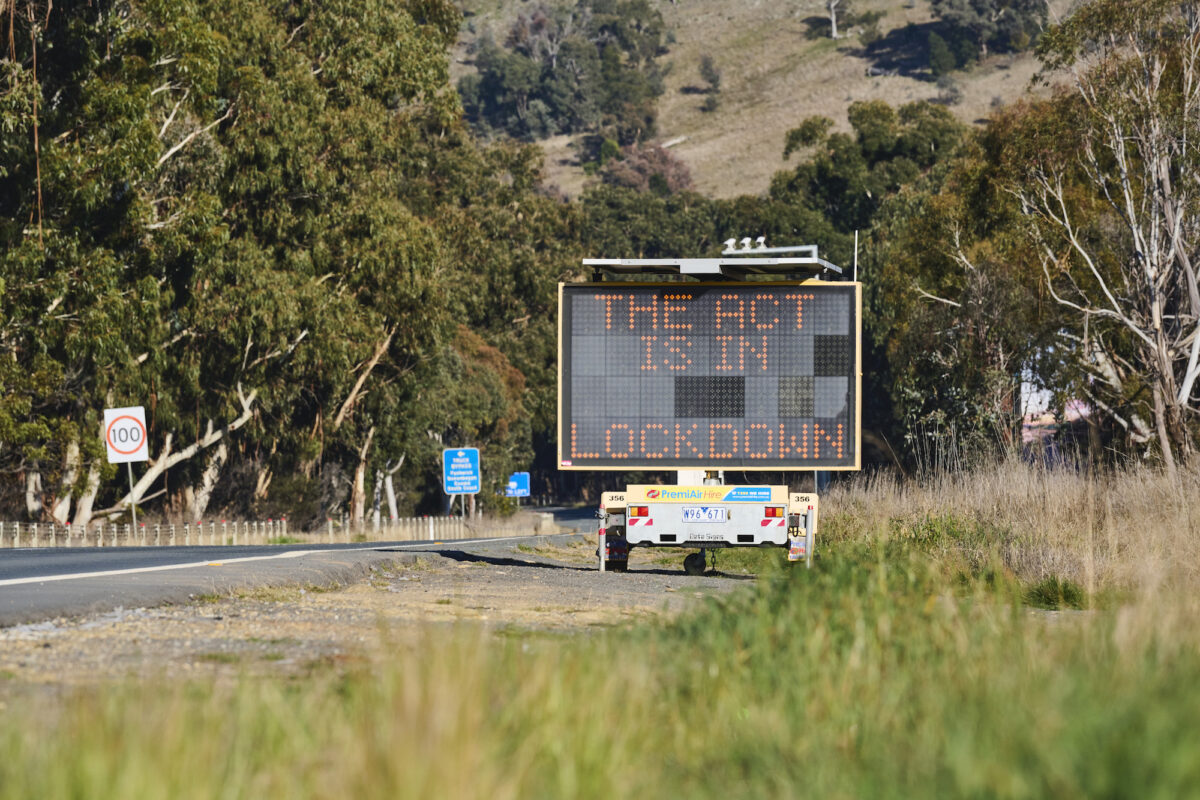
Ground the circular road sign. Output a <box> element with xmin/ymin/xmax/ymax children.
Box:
<box><xmin>106</xmin><ymin>415</ymin><xmax>147</xmax><ymax>455</ymax></box>
<box><xmin>103</xmin><ymin>405</ymin><xmax>150</xmax><ymax>464</ymax></box>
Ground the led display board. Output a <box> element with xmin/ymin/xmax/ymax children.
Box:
<box><xmin>558</xmin><ymin>282</ymin><xmax>861</xmax><ymax>470</ymax></box>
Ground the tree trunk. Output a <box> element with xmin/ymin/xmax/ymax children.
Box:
<box><xmin>254</xmin><ymin>463</ymin><xmax>272</xmax><ymax>501</ymax></box>
<box><xmin>351</xmin><ymin>426</ymin><xmax>376</xmax><ymax>528</ymax></box>
<box><xmin>187</xmin><ymin>440</ymin><xmax>228</xmax><ymax>521</ymax></box>
<box><xmin>372</xmin><ymin>468</ymin><xmax>383</xmax><ymax>529</ymax></box>
<box><xmin>50</xmin><ymin>439</ymin><xmax>81</xmax><ymax>525</ymax></box>
<box><xmin>384</xmin><ymin>455</ymin><xmax>405</xmax><ymax>520</ymax></box>
<box><xmin>385</xmin><ymin>474</ymin><xmax>399</xmax><ymax>520</ymax></box>
<box><xmin>1152</xmin><ymin>383</ymin><xmax>1178</xmax><ymax>482</ymax></box>
<box><xmin>25</xmin><ymin>468</ymin><xmax>43</xmax><ymax>519</ymax></box>
<box><xmin>72</xmin><ymin>460</ymin><xmax>103</xmax><ymax>530</ymax></box>
<box><xmin>333</xmin><ymin>330</ymin><xmax>393</xmax><ymax>432</ymax></box>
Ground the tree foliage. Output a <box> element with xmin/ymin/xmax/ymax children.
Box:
<box><xmin>597</xmin><ymin>143</ymin><xmax>693</xmax><ymax>195</ymax></box>
<box><xmin>864</xmin><ymin>134</ymin><xmax>1054</xmax><ymax>462</ymax></box>
<box><xmin>774</xmin><ymin>101</ymin><xmax>965</xmax><ymax>237</ymax></box>
<box><xmin>931</xmin><ymin>0</ymin><xmax>1047</xmax><ymax>59</ymax></box>
<box><xmin>458</xmin><ymin>0</ymin><xmax>665</xmax><ymax>145</ymax></box>
<box><xmin>4</xmin><ymin>0</ymin><xmax>1196</xmax><ymax>523</ymax></box>
<box><xmin>999</xmin><ymin>0</ymin><xmax>1200</xmax><ymax>473</ymax></box>
<box><xmin>0</xmin><ymin>0</ymin><xmax>574</xmax><ymax>523</ymax></box>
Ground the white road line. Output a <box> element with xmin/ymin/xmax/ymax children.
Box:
<box><xmin>0</xmin><ymin>535</ymin><xmax>542</xmax><ymax>587</ymax></box>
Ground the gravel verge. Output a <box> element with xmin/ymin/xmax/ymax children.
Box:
<box><xmin>0</xmin><ymin>535</ymin><xmax>756</xmax><ymax>690</ymax></box>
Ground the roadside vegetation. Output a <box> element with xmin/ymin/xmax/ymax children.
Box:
<box><xmin>2</xmin><ymin>460</ymin><xmax>1198</xmax><ymax>798</ymax></box>
<box><xmin>2</xmin><ymin>0</ymin><xmax>1196</xmax><ymax>526</ymax></box>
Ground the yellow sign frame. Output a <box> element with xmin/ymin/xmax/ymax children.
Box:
<box><xmin>557</xmin><ymin>280</ymin><xmax>862</xmax><ymax>472</ymax></box>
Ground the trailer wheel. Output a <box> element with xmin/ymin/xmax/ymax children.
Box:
<box><xmin>683</xmin><ymin>552</ymin><xmax>706</xmax><ymax>576</ymax></box>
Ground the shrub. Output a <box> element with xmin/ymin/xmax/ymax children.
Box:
<box><xmin>929</xmin><ymin>31</ymin><xmax>956</xmax><ymax>76</ymax></box>
<box><xmin>596</xmin><ymin>143</ymin><xmax>694</xmax><ymax>194</ymax></box>
<box><xmin>698</xmin><ymin>54</ymin><xmax>721</xmax><ymax>93</ymax></box>
<box><xmin>1025</xmin><ymin>575</ymin><xmax>1088</xmax><ymax>610</ymax></box>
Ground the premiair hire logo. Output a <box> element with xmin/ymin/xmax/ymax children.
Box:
<box><xmin>646</xmin><ymin>489</ymin><xmax>660</xmax><ymax>499</ymax></box>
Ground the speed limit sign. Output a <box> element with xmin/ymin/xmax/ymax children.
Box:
<box><xmin>103</xmin><ymin>406</ymin><xmax>149</xmax><ymax>464</ymax></box>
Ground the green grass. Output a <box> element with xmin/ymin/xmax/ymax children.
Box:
<box><xmin>1025</xmin><ymin>575</ymin><xmax>1088</xmax><ymax>610</ymax></box>
<box><xmin>4</xmin><ymin>463</ymin><xmax>1199</xmax><ymax>797</ymax></box>
<box><xmin>268</xmin><ymin>536</ymin><xmax>304</xmax><ymax>545</ymax></box>
<box><xmin>3</xmin><ymin>534</ymin><xmax>1199</xmax><ymax>798</ymax></box>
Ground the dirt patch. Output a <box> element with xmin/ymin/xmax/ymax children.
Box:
<box><xmin>0</xmin><ymin>538</ymin><xmax>750</xmax><ymax>689</ymax></box>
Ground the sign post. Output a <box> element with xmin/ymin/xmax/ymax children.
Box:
<box><xmin>442</xmin><ymin>448</ymin><xmax>481</xmax><ymax>517</ymax></box>
<box><xmin>104</xmin><ymin>406</ymin><xmax>150</xmax><ymax>531</ymax></box>
<box><xmin>505</xmin><ymin>471</ymin><xmax>531</xmax><ymax>505</ymax></box>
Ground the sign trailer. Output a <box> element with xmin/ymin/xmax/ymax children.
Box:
<box><xmin>557</xmin><ymin>243</ymin><xmax>862</xmax><ymax>573</ymax></box>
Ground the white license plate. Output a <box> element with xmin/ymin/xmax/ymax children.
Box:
<box><xmin>681</xmin><ymin>506</ymin><xmax>727</xmax><ymax>523</ymax></box>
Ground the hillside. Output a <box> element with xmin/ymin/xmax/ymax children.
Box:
<box><xmin>453</xmin><ymin>0</ymin><xmax>1071</xmax><ymax>199</ymax></box>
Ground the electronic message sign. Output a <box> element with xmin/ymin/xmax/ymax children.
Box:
<box><xmin>558</xmin><ymin>282</ymin><xmax>860</xmax><ymax>470</ymax></box>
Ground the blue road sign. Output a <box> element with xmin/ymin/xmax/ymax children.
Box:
<box><xmin>505</xmin><ymin>471</ymin><xmax>530</xmax><ymax>498</ymax></box>
<box><xmin>443</xmin><ymin>448</ymin><xmax>481</xmax><ymax>495</ymax></box>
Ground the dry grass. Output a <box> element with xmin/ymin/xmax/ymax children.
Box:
<box><xmin>826</xmin><ymin>460</ymin><xmax>1200</xmax><ymax>601</ymax></box>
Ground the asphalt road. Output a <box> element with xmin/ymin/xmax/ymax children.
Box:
<box><xmin>0</xmin><ymin>541</ymin><xmax>420</xmax><ymax>583</ymax></box>
<box><xmin>542</xmin><ymin>505</ymin><xmax>599</xmax><ymax>533</ymax></box>
<box><xmin>0</xmin><ymin>535</ymin><xmax>576</xmax><ymax>628</ymax></box>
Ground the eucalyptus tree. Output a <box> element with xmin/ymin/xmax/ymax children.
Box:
<box><xmin>1002</xmin><ymin>0</ymin><xmax>1200</xmax><ymax>476</ymax></box>
<box><xmin>0</xmin><ymin>0</ymin><xmax>471</xmax><ymax>524</ymax></box>
<box><xmin>459</xmin><ymin>0</ymin><xmax>666</xmax><ymax>145</ymax></box>
<box><xmin>931</xmin><ymin>0</ymin><xmax>1048</xmax><ymax>58</ymax></box>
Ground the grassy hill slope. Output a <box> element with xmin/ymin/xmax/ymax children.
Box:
<box><xmin>454</xmin><ymin>0</ymin><xmax>1071</xmax><ymax>199</ymax></box>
